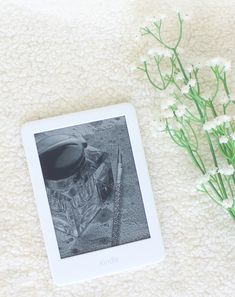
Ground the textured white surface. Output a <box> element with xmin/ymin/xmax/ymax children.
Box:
<box><xmin>1</xmin><ymin>0</ymin><xmax>235</xmax><ymax>296</ymax></box>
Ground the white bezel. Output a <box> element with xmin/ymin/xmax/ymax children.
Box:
<box><xmin>21</xmin><ymin>103</ymin><xmax>165</xmax><ymax>285</ymax></box>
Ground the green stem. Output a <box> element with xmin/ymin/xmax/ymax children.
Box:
<box><xmin>193</xmin><ymin>96</ymin><xmax>205</xmax><ymax>122</ymax></box>
<box><xmin>181</xmin><ymin>130</ymin><xmax>205</xmax><ymax>174</ymax></box>
<box><xmin>202</xmin><ymin>184</ymin><xmax>223</xmax><ymax>204</ymax></box>
<box><xmin>193</xmin><ymin>69</ymin><xmax>200</xmax><ymax>95</ymax></box>
<box><xmin>205</xmin><ymin>132</ymin><xmax>228</xmax><ymax>199</ymax></box>
<box><xmin>227</xmin><ymin>177</ymin><xmax>234</xmax><ymax>198</ymax></box>
<box><xmin>143</xmin><ymin>62</ymin><xmax>165</xmax><ymax>90</ymax></box>
<box><xmin>175</xmin><ymin>13</ymin><xmax>183</xmax><ymax>49</ymax></box>
<box><xmin>209</xmin><ymin>101</ymin><xmax>218</xmax><ymax>117</ymax></box>
<box><xmin>154</xmin><ymin>57</ymin><xmax>166</xmax><ymax>88</ymax></box>
<box><xmin>173</xmin><ymin>49</ymin><xmax>188</xmax><ymax>82</ymax></box>
<box><xmin>222</xmin><ymin>72</ymin><xmax>230</xmax><ymax>97</ymax></box>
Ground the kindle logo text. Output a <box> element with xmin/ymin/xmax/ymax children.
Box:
<box><xmin>99</xmin><ymin>257</ymin><xmax>119</xmax><ymax>266</ymax></box>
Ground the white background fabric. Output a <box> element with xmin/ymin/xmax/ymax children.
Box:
<box><xmin>1</xmin><ymin>0</ymin><xmax>235</xmax><ymax>296</ymax></box>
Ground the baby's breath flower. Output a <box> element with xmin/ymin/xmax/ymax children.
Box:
<box><xmin>210</xmin><ymin>57</ymin><xmax>224</xmax><ymax>67</ymax></box>
<box><xmin>203</xmin><ymin>115</ymin><xmax>232</xmax><ymax>132</ymax></box>
<box><xmin>175</xmin><ymin>104</ymin><xmax>187</xmax><ymax>117</ymax></box>
<box><xmin>231</xmin><ymin>132</ymin><xmax>235</xmax><ymax>141</ymax></box>
<box><xmin>160</xmin><ymin>98</ymin><xmax>176</xmax><ymax>110</ymax></box>
<box><xmin>209</xmin><ymin>57</ymin><xmax>231</xmax><ymax>72</ymax></box>
<box><xmin>148</xmin><ymin>48</ymin><xmax>159</xmax><ymax>57</ymax></box>
<box><xmin>181</xmin><ymin>80</ymin><xmax>195</xmax><ymax>95</ymax></box>
<box><xmin>188</xmin><ymin>79</ymin><xmax>196</xmax><ymax>87</ymax></box>
<box><xmin>222</xmin><ymin>198</ymin><xmax>234</xmax><ymax>209</ymax></box>
<box><xmin>203</xmin><ymin>120</ymin><xmax>217</xmax><ymax>132</ymax></box>
<box><xmin>158</xmin><ymin>14</ymin><xmax>166</xmax><ymax>21</ymax></box>
<box><xmin>175</xmin><ymin>73</ymin><xmax>184</xmax><ymax>81</ymax></box>
<box><xmin>218</xmin><ymin>165</ymin><xmax>235</xmax><ymax>176</ymax></box>
<box><xmin>181</xmin><ymin>84</ymin><xmax>190</xmax><ymax>95</ymax></box>
<box><xmin>196</xmin><ymin>174</ymin><xmax>210</xmax><ymax>190</ymax></box>
<box><xmin>140</xmin><ymin>12</ymin><xmax>235</xmax><ymax>220</ymax></box>
<box><xmin>224</xmin><ymin>61</ymin><xmax>231</xmax><ymax>72</ymax></box>
<box><xmin>219</xmin><ymin>136</ymin><xmax>229</xmax><ymax>144</ymax></box>
<box><xmin>140</xmin><ymin>56</ymin><xmax>148</xmax><ymax>63</ymax></box>
<box><xmin>215</xmin><ymin>115</ymin><xmax>231</xmax><ymax>125</ymax></box>
<box><xmin>162</xmin><ymin>109</ymin><xmax>174</xmax><ymax>119</ymax></box>
<box><xmin>208</xmin><ymin>168</ymin><xmax>218</xmax><ymax>176</ymax></box>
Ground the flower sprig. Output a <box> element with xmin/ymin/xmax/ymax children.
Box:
<box><xmin>138</xmin><ymin>13</ymin><xmax>235</xmax><ymax>219</ymax></box>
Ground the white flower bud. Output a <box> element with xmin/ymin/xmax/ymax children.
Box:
<box><xmin>148</xmin><ymin>48</ymin><xmax>159</xmax><ymax>57</ymax></box>
<box><xmin>219</xmin><ymin>136</ymin><xmax>229</xmax><ymax>144</ymax></box>
<box><xmin>175</xmin><ymin>105</ymin><xmax>187</xmax><ymax>117</ymax></box>
<box><xmin>140</xmin><ymin>56</ymin><xmax>148</xmax><ymax>63</ymax></box>
<box><xmin>188</xmin><ymin>79</ymin><xmax>196</xmax><ymax>87</ymax></box>
<box><xmin>196</xmin><ymin>174</ymin><xmax>210</xmax><ymax>190</ymax></box>
<box><xmin>181</xmin><ymin>84</ymin><xmax>190</xmax><ymax>95</ymax></box>
<box><xmin>218</xmin><ymin>165</ymin><xmax>234</xmax><ymax>176</ymax></box>
<box><xmin>222</xmin><ymin>198</ymin><xmax>234</xmax><ymax>209</ymax></box>
<box><xmin>224</xmin><ymin>61</ymin><xmax>231</xmax><ymax>72</ymax></box>
<box><xmin>231</xmin><ymin>132</ymin><xmax>235</xmax><ymax>141</ymax></box>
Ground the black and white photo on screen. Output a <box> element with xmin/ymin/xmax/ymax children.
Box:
<box><xmin>35</xmin><ymin>116</ymin><xmax>150</xmax><ymax>259</ymax></box>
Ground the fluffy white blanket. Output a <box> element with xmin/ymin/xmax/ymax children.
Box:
<box><xmin>1</xmin><ymin>0</ymin><xmax>235</xmax><ymax>296</ymax></box>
